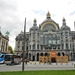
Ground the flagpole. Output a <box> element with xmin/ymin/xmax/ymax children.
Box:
<box><xmin>22</xmin><ymin>18</ymin><xmax>26</xmax><ymax>71</ymax></box>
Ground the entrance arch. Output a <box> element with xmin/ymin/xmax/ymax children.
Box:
<box><xmin>40</xmin><ymin>53</ymin><xmax>43</xmax><ymax>56</ymax></box>
<box><xmin>51</xmin><ymin>58</ymin><xmax>56</xmax><ymax>63</ymax></box>
<box><xmin>25</xmin><ymin>53</ymin><xmax>28</xmax><ymax>59</ymax></box>
<box><xmin>37</xmin><ymin>53</ymin><xmax>39</xmax><ymax>61</ymax></box>
<box><xmin>45</xmin><ymin>53</ymin><xmax>48</xmax><ymax>56</ymax></box>
<box><xmin>58</xmin><ymin>53</ymin><xmax>61</xmax><ymax>56</ymax></box>
<box><xmin>32</xmin><ymin>56</ymin><xmax>35</xmax><ymax>61</ymax></box>
<box><xmin>71</xmin><ymin>52</ymin><xmax>72</xmax><ymax>60</ymax></box>
<box><xmin>62</xmin><ymin>52</ymin><xmax>64</xmax><ymax>56</ymax></box>
<box><xmin>29</xmin><ymin>53</ymin><xmax>31</xmax><ymax>60</ymax></box>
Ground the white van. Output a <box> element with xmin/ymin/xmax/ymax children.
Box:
<box><xmin>5</xmin><ymin>54</ymin><xmax>21</xmax><ymax>65</ymax></box>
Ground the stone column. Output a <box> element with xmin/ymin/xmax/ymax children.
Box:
<box><xmin>43</xmin><ymin>46</ymin><xmax>45</xmax><ymax>50</ymax></box>
<box><xmin>28</xmin><ymin>41</ymin><xmax>30</xmax><ymax>50</ymax></box>
<box><xmin>31</xmin><ymin>53</ymin><xmax>33</xmax><ymax>61</ymax></box>
<box><xmin>64</xmin><ymin>42</ymin><xmax>66</xmax><ymax>50</ymax></box>
<box><xmin>31</xmin><ymin>42</ymin><xmax>33</xmax><ymax>50</ymax></box>
<box><xmin>69</xmin><ymin>42</ymin><xmax>70</xmax><ymax>50</ymax></box>
<box><xmin>27</xmin><ymin>53</ymin><xmax>29</xmax><ymax>60</ymax></box>
<box><xmin>69</xmin><ymin>55</ymin><xmax>71</xmax><ymax>61</ymax></box>
<box><xmin>39</xmin><ymin>45</ymin><xmax>41</xmax><ymax>50</ymax></box>
<box><xmin>35</xmin><ymin>43</ymin><xmax>37</xmax><ymax>50</ymax></box>
<box><xmin>31</xmin><ymin>31</ymin><xmax>33</xmax><ymax>50</ymax></box>
<box><xmin>31</xmin><ymin>45</ymin><xmax>32</xmax><ymax>50</ymax></box>
<box><xmin>35</xmin><ymin>54</ymin><xmax>37</xmax><ymax>61</ymax></box>
<box><xmin>60</xmin><ymin>44</ymin><xmax>62</xmax><ymax>50</ymax></box>
<box><xmin>70</xmin><ymin>43</ymin><xmax>72</xmax><ymax>50</ymax></box>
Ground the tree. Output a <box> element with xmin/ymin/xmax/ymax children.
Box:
<box><xmin>8</xmin><ymin>46</ymin><xmax>14</xmax><ymax>54</ymax></box>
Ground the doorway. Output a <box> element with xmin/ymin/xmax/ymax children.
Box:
<box><xmin>32</xmin><ymin>56</ymin><xmax>35</xmax><ymax>61</ymax></box>
<box><xmin>51</xmin><ymin>58</ymin><xmax>56</xmax><ymax>63</ymax></box>
<box><xmin>37</xmin><ymin>53</ymin><xmax>39</xmax><ymax>61</ymax></box>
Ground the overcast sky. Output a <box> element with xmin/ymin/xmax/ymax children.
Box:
<box><xmin>0</xmin><ymin>0</ymin><xmax>75</xmax><ymax>50</ymax></box>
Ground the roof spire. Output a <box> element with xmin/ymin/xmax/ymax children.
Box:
<box><xmin>62</xmin><ymin>17</ymin><xmax>66</xmax><ymax>25</ymax></box>
<box><xmin>33</xmin><ymin>18</ymin><xmax>37</xmax><ymax>26</ymax></box>
<box><xmin>34</xmin><ymin>18</ymin><xmax>37</xmax><ymax>23</ymax></box>
<box><xmin>62</xmin><ymin>17</ymin><xmax>66</xmax><ymax>22</ymax></box>
<box><xmin>46</xmin><ymin>11</ymin><xmax>51</xmax><ymax>19</ymax></box>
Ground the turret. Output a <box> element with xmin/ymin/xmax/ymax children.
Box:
<box><xmin>46</xmin><ymin>11</ymin><xmax>51</xmax><ymax>19</ymax></box>
<box><xmin>62</xmin><ymin>17</ymin><xmax>66</xmax><ymax>25</ymax></box>
<box><xmin>61</xmin><ymin>17</ymin><xmax>70</xmax><ymax>31</ymax></box>
<box><xmin>33</xmin><ymin>18</ymin><xmax>37</xmax><ymax>26</ymax></box>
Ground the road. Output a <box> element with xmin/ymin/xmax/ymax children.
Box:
<box><xmin>0</xmin><ymin>62</ymin><xmax>75</xmax><ymax>72</ymax></box>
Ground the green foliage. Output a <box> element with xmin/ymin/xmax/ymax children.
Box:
<box><xmin>8</xmin><ymin>46</ymin><xmax>14</xmax><ymax>54</ymax></box>
<box><xmin>0</xmin><ymin>70</ymin><xmax>75</xmax><ymax>75</ymax></box>
<box><xmin>74</xmin><ymin>64</ymin><xmax>75</xmax><ymax>68</ymax></box>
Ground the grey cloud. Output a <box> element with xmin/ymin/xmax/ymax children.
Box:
<box><xmin>0</xmin><ymin>0</ymin><xmax>17</xmax><ymax>11</ymax></box>
<box><xmin>0</xmin><ymin>0</ymin><xmax>22</xmax><ymax>36</ymax></box>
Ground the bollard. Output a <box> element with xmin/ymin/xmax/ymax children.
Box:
<box><xmin>56</xmin><ymin>63</ymin><xmax>57</xmax><ymax>65</ymax></box>
<box><xmin>34</xmin><ymin>63</ymin><xmax>36</xmax><ymax>65</ymax></box>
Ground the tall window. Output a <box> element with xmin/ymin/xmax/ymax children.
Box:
<box><xmin>66</xmin><ymin>43</ymin><xmax>68</xmax><ymax>49</ymax></box>
<box><xmin>18</xmin><ymin>46</ymin><xmax>20</xmax><ymax>51</ymax></box>
<box><xmin>53</xmin><ymin>40</ymin><xmax>56</xmax><ymax>44</ymax></box>
<box><xmin>38</xmin><ymin>33</ymin><xmax>39</xmax><ymax>37</ymax></box>
<box><xmin>33</xmin><ymin>33</ymin><xmax>35</xmax><ymax>39</ymax></box>
<box><xmin>37</xmin><ymin>44</ymin><xmax>39</xmax><ymax>49</ymax></box>
<box><xmin>30</xmin><ymin>33</ymin><xmax>31</xmax><ymax>37</ymax></box>
<box><xmin>33</xmin><ymin>44</ymin><xmax>35</xmax><ymax>50</ymax></box>
<box><xmin>41</xmin><ymin>46</ymin><xmax>43</xmax><ymax>50</ymax></box>
<box><xmin>18</xmin><ymin>41</ymin><xmax>20</xmax><ymax>45</ymax></box>
<box><xmin>57</xmin><ymin>40</ymin><xmax>60</xmax><ymax>44</ymax></box>
<box><xmin>40</xmin><ymin>37</ymin><xmax>43</xmax><ymax>45</ymax></box>
<box><xmin>44</xmin><ymin>36</ymin><xmax>48</xmax><ymax>45</ymax></box>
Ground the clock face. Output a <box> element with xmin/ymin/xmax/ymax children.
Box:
<box><xmin>43</xmin><ymin>24</ymin><xmax>56</xmax><ymax>32</ymax></box>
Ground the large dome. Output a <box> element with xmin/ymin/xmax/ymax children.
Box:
<box><xmin>39</xmin><ymin>11</ymin><xmax>59</xmax><ymax>31</ymax></box>
<box><xmin>15</xmin><ymin>31</ymin><xmax>24</xmax><ymax>41</ymax></box>
<box><xmin>61</xmin><ymin>25</ymin><xmax>70</xmax><ymax>30</ymax></box>
<box><xmin>30</xmin><ymin>26</ymin><xmax>39</xmax><ymax>30</ymax></box>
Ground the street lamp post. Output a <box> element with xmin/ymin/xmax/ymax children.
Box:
<box><xmin>22</xmin><ymin>18</ymin><xmax>26</xmax><ymax>71</ymax></box>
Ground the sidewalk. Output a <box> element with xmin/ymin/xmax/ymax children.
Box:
<box><xmin>23</xmin><ymin>61</ymin><xmax>75</xmax><ymax>68</ymax></box>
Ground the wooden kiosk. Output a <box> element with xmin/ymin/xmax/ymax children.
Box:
<box><xmin>39</xmin><ymin>50</ymin><xmax>68</xmax><ymax>64</ymax></box>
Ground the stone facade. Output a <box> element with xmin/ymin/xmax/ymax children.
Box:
<box><xmin>15</xmin><ymin>11</ymin><xmax>75</xmax><ymax>61</ymax></box>
<box><xmin>0</xmin><ymin>31</ymin><xmax>9</xmax><ymax>53</ymax></box>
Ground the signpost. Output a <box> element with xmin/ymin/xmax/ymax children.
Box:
<box><xmin>22</xmin><ymin>18</ymin><xmax>26</xmax><ymax>71</ymax></box>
